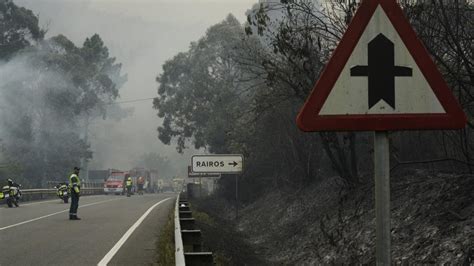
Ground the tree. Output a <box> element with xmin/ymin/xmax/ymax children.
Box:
<box><xmin>0</xmin><ymin>32</ymin><xmax>126</xmax><ymax>184</ymax></box>
<box><xmin>135</xmin><ymin>152</ymin><xmax>176</xmax><ymax>179</ymax></box>
<box><xmin>46</xmin><ymin>34</ymin><xmax>126</xmax><ymax>118</ymax></box>
<box><xmin>155</xmin><ymin>0</ymin><xmax>473</xmax><ymax>202</ymax></box>
<box><xmin>154</xmin><ymin>14</ymin><xmax>333</xmax><ymax>202</ymax></box>
<box><xmin>398</xmin><ymin>0</ymin><xmax>474</xmax><ymax>173</ymax></box>
<box><xmin>0</xmin><ymin>0</ymin><xmax>45</xmax><ymax>60</ymax></box>
<box><xmin>245</xmin><ymin>0</ymin><xmax>474</xmax><ymax>181</ymax></box>
<box><xmin>154</xmin><ymin>15</ymin><xmax>251</xmax><ymax>154</ymax></box>
<box><xmin>246</xmin><ymin>0</ymin><xmax>363</xmax><ymax>185</ymax></box>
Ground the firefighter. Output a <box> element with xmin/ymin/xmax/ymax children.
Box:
<box><xmin>137</xmin><ymin>176</ymin><xmax>145</xmax><ymax>195</ymax></box>
<box><xmin>69</xmin><ymin>167</ymin><xmax>81</xmax><ymax>220</ymax></box>
<box><xmin>126</xmin><ymin>177</ymin><xmax>132</xmax><ymax>197</ymax></box>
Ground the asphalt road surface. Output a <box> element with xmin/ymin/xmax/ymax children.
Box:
<box><xmin>0</xmin><ymin>193</ymin><xmax>175</xmax><ymax>265</ymax></box>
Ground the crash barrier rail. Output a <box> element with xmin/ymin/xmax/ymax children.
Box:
<box><xmin>19</xmin><ymin>188</ymin><xmax>104</xmax><ymax>202</ymax></box>
<box><xmin>175</xmin><ymin>195</ymin><xmax>186</xmax><ymax>266</ymax></box>
<box><xmin>175</xmin><ymin>193</ymin><xmax>213</xmax><ymax>266</ymax></box>
<box><xmin>46</xmin><ymin>180</ymin><xmax>104</xmax><ymax>189</ymax></box>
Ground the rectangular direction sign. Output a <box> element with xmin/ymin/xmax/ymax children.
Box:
<box><xmin>187</xmin><ymin>166</ymin><xmax>221</xmax><ymax>178</ymax></box>
<box><xmin>191</xmin><ymin>154</ymin><xmax>243</xmax><ymax>173</ymax></box>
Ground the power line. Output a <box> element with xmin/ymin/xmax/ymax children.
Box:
<box><xmin>106</xmin><ymin>97</ymin><xmax>156</xmax><ymax>105</ymax></box>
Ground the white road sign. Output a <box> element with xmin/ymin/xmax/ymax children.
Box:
<box><xmin>191</xmin><ymin>154</ymin><xmax>243</xmax><ymax>173</ymax></box>
<box><xmin>296</xmin><ymin>1</ymin><xmax>465</xmax><ymax>132</ymax></box>
<box><xmin>320</xmin><ymin>6</ymin><xmax>443</xmax><ymax>115</ymax></box>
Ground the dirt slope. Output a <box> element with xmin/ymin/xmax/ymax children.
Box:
<box><xmin>238</xmin><ymin>171</ymin><xmax>473</xmax><ymax>264</ymax></box>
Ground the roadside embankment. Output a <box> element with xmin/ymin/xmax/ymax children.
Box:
<box><xmin>193</xmin><ymin>171</ymin><xmax>473</xmax><ymax>264</ymax></box>
<box><xmin>189</xmin><ymin>197</ymin><xmax>271</xmax><ymax>265</ymax></box>
<box><xmin>156</xmin><ymin>200</ymin><xmax>175</xmax><ymax>265</ymax></box>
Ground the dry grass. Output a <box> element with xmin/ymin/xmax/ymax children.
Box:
<box><xmin>156</xmin><ymin>206</ymin><xmax>175</xmax><ymax>266</ymax></box>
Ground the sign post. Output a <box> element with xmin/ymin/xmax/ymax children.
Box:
<box><xmin>295</xmin><ymin>0</ymin><xmax>466</xmax><ymax>264</ymax></box>
<box><xmin>199</xmin><ymin>177</ymin><xmax>202</xmax><ymax>198</ymax></box>
<box><xmin>374</xmin><ymin>131</ymin><xmax>390</xmax><ymax>265</ymax></box>
<box><xmin>191</xmin><ymin>154</ymin><xmax>244</xmax><ymax>220</ymax></box>
<box><xmin>235</xmin><ymin>174</ymin><xmax>239</xmax><ymax>220</ymax></box>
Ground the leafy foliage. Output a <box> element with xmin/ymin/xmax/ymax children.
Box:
<box><xmin>154</xmin><ymin>15</ymin><xmax>251</xmax><ymax>154</ymax></box>
<box><xmin>154</xmin><ymin>1</ymin><xmax>473</xmax><ymax>202</ymax></box>
<box><xmin>0</xmin><ymin>0</ymin><xmax>45</xmax><ymax>60</ymax></box>
<box><xmin>0</xmin><ymin>1</ymin><xmax>127</xmax><ymax>186</ymax></box>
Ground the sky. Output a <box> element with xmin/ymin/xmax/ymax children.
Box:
<box><xmin>15</xmin><ymin>0</ymin><xmax>258</xmax><ymax>175</ymax></box>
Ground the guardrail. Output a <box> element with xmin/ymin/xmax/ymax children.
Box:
<box><xmin>46</xmin><ymin>180</ymin><xmax>104</xmax><ymax>189</ymax></box>
<box><xmin>175</xmin><ymin>194</ymin><xmax>186</xmax><ymax>265</ymax></box>
<box><xmin>174</xmin><ymin>193</ymin><xmax>213</xmax><ymax>265</ymax></box>
<box><xmin>19</xmin><ymin>188</ymin><xmax>104</xmax><ymax>202</ymax></box>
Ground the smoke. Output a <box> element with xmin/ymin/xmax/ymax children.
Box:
<box><xmin>11</xmin><ymin>0</ymin><xmax>257</xmax><ymax>178</ymax></box>
<box><xmin>0</xmin><ymin>52</ymin><xmax>76</xmax><ymax>137</ymax></box>
<box><xmin>0</xmin><ymin>45</ymin><xmax>90</xmax><ymax>185</ymax></box>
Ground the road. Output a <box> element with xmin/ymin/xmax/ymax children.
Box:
<box><xmin>0</xmin><ymin>193</ymin><xmax>175</xmax><ymax>265</ymax></box>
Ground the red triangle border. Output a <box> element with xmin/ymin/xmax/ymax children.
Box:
<box><xmin>296</xmin><ymin>0</ymin><xmax>466</xmax><ymax>131</ymax></box>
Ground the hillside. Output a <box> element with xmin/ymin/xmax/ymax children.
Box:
<box><xmin>193</xmin><ymin>171</ymin><xmax>473</xmax><ymax>264</ymax></box>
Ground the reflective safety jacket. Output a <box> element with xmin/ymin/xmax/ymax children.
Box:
<box><xmin>126</xmin><ymin>179</ymin><xmax>132</xmax><ymax>187</ymax></box>
<box><xmin>69</xmin><ymin>174</ymin><xmax>81</xmax><ymax>194</ymax></box>
<box><xmin>56</xmin><ymin>184</ymin><xmax>68</xmax><ymax>196</ymax></box>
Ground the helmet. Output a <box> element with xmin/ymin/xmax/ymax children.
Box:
<box><xmin>127</xmin><ymin>177</ymin><xmax>132</xmax><ymax>181</ymax></box>
<box><xmin>7</xmin><ymin>178</ymin><xmax>12</xmax><ymax>182</ymax></box>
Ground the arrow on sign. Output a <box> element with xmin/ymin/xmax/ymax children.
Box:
<box><xmin>192</xmin><ymin>154</ymin><xmax>243</xmax><ymax>173</ymax></box>
<box><xmin>350</xmin><ymin>34</ymin><xmax>412</xmax><ymax>109</ymax></box>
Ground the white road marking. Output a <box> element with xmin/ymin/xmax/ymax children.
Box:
<box><xmin>0</xmin><ymin>198</ymin><xmax>123</xmax><ymax>231</ymax></box>
<box><xmin>97</xmin><ymin>197</ymin><xmax>172</xmax><ymax>266</ymax></box>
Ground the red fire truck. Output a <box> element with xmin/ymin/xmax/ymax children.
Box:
<box><xmin>103</xmin><ymin>170</ymin><xmax>130</xmax><ymax>195</ymax></box>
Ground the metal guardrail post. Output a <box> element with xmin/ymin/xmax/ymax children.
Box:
<box><xmin>175</xmin><ymin>194</ymin><xmax>186</xmax><ymax>266</ymax></box>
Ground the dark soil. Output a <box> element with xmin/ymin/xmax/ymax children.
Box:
<box><xmin>190</xmin><ymin>197</ymin><xmax>271</xmax><ymax>266</ymax></box>
<box><xmin>192</xmin><ymin>171</ymin><xmax>474</xmax><ymax>265</ymax></box>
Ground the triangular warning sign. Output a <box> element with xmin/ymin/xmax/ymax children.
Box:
<box><xmin>297</xmin><ymin>0</ymin><xmax>466</xmax><ymax>131</ymax></box>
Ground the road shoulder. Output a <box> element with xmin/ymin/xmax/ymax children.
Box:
<box><xmin>107</xmin><ymin>195</ymin><xmax>175</xmax><ymax>265</ymax></box>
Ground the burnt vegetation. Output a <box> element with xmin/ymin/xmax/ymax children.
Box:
<box><xmin>154</xmin><ymin>0</ymin><xmax>473</xmax><ymax>263</ymax></box>
<box><xmin>155</xmin><ymin>0</ymin><xmax>473</xmax><ymax>199</ymax></box>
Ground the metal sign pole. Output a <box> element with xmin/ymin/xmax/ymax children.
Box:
<box><xmin>374</xmin><ymin>131</ymin><xmax>391</xmax><ymax>265</ymax></box>
<box><xmin>235</xmin><ymin>174</ymin><xmax>239</xmax><ymax>220</ymax></box>
<box><xmin>199</xmin><ymin>177</ymin><xmax>202</xmax><ymax>198</ymax></box>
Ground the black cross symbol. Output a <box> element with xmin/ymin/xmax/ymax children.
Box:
<box><xmin>350</xmin><ymin>34</ymin><xmax>412</xmax><ymax>109</ymax></box>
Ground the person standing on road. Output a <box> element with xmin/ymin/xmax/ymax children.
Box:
<box><xmin>69</xmin><ymin>167</ymin><xmax>81</xmax><ymax>220</ymax></box>
<box><xmin>137</xmin><ymin>176</ymin><xmax>145</xmax><ymax>194</ymax></box>
<box><xmin>126</xmin><ymin>177</ymin><xmax>132</xmax><ymax>197</ymax></box>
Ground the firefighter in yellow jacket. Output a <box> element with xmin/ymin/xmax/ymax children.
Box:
<box><xmin>69</xmin><ymin>167</ymin><xmax>81</xmax><ymax>220</ymax></box>
<box><xmin>126</xmin><ymin>177</ymin><xmax>133</xmax><ymax>197</ymax></box>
